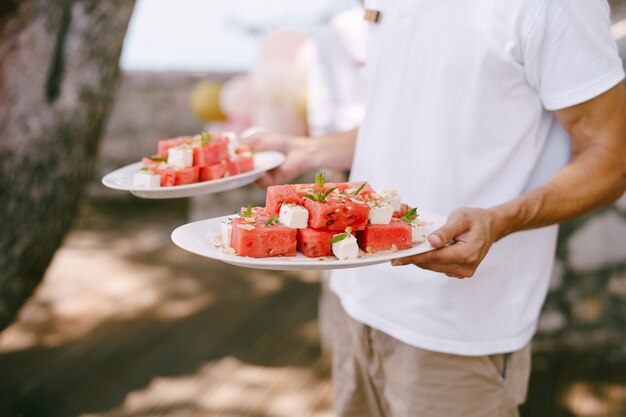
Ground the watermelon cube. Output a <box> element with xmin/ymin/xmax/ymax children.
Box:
<box><xmin>238</xmin><ymin>206</ymin><xmax>270</xmax><ymax>222</ymax></box>
<box><xmin>231</xmin><ymin>218</ymin><xmax>297</xmax><ymax>258</ymax></box>
<box><xmin>235</xmin><ymin>144</ymin><xmax>251</xmax><ymax>155</ymax></box>
<box><xmin>297</xmin><ymin>228</ymin><xmax>338</xmax><ymax>257</ymax></box>
<box><xmin>356</xmin><ymin>219</ymin><xmax>412</xmax><ymax>253</ymax></box>
<box><xmin>304</xmin><ymin>194</ymin><xmax>370</xmax><ymax>231</ymax></box>
<box><xmin>142</xmin><ymin>155</ymin><xmax>167</xmax><ymax>166</ymax></box>
<box><xmin>393</xmin><ymin>203</ymin><xmax>413</xmax><ymax>219</ymax></box>
<box><xmin>174</xmin><ymin>166</ymin><xmax>199</xmax><ymax>185</ymax></box>
<box><xmin>200</xmin><ymin>161</ymin><xmax>228</xmax><ymax>181</ymax></box>
<box><xmin>266</xmin><ymin>185</ymin><xmax>304</xmax><ymax>215</ymax></box>
<box><xmin>329</xmin><ymin>181</ymin><xmax>374</xmax><ymax>195</ymax></box>
<box><xmin>149</xmin><ymin>165</ymin><xmax>176</xmax><ymax>187</ymax></box>
<box><xmin>226</xmin><ymin>159</ymin><xmax>240</xmax><ymax>176</ymax></box>
<box><xmin>193</xmin><ymin>138</ymin><xmax>229</xmax><ymax>167</ymax></box>
<box><xmin>234</xmin><ymin>156</ymin><xmax>254</xmax><ymax>173</ymax></box>
<box><xmin>158</xmin><ymin>137</ymin><xmax>193</xmax><ymax>157</ymax></box>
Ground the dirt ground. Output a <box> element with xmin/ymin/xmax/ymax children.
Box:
<box><xmin>1</xmin><ymin>195</ymin><xmax>624</xmax><ymax>417</ymax></box>
<box><xmin>0</xmin><ymin>195</ymin><xmax>332</xmax><ymax>417</ymax></box>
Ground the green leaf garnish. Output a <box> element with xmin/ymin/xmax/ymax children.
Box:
<box><xmin>139</xmin><ymin>167</ymin><xmax>151</xmax><ymax>172</ymax></box>
<box><xmin>315</xmin><ymin>171</ymin><xmax>326</xmax><ymax>190</ymax></box>
<box><xmin>400</xmin><ymin>206</ymin><xmax>418</xmax><ymax>224</ymax></box>
<box><xmin>351</xmin><ymin>182</ymin><xmax>367</xmax><ymax>195</ymax></box>
<box><xmin>265</xmin><ymin>215</ymin><xmax>280</xmax><ymax>226</ymax></box>
<box><xmin>244</xmin><ymin>202</ymin><xmax>252</xmax><ymax>218</ymax></box>
<box><xmin>321</xmin><ymin>187</ymin><xmax>337</xmax><ymax>201</ymax></box>
<box><xmin>201</xmin><ymin>131</ymin><xmax>212</xmax><ymax>145</ymax></box>
<box><xmin>331</xmin><ymin>232</ymin><xmax>348</xmax><ymax>244</ymax></box>
<box><xmin>148</xmin><ymin>156</ymin><xmax>167</xmax><ymax>162</ymax></box>
<box><xmin>304</xmin><ymin>172</ymin><xmax>336</xmax><ymax>202</ymax></box>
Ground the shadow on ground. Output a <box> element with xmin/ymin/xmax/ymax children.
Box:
<box><xmin>1</xmin><ymin>197</ymin><xmax>625</xmax><ymax>417</ymax></box>
<box><xmin>0</xmin><ymin>197</ymin><xmax>330</xmax><ymax>417</ymax></box>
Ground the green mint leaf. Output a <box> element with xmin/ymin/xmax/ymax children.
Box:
<box><xmin>201</xmin><ymin>131</ymin><xmax>212</xmax><ymax>145</ymax></box>
<box><xmin>320</xmin><ymin>187</ymin><xmax>337</xmax><ymax>202</ymax></box>
<box><xmin>265</xmin><ymin>215</ymin><xmax>279</xmax><ymax>226</ymax></box>
<box><xmin>401</xmin><ymin>207</ymin><xmax>418</xmax><ymax>223</ymax></box>
<box><xmin>245</xmin><ymin>202</ymin><xmax>252</xmax><ymax>218</ymax></box>
<box><xmin>139</xmin><ymin>167</ymin><xmax>151</xmax><ymax>172</ymax></box>
<box><xmin>149</xmin><ymin>156</ymin><xmax>167</xmax><ymax>162</ymax></box>
<box><xmin>351</xmin><ymin>182</ymin><xmax>367</xmax><ymax>195</ymax></box>
<box><xmin>302</xmin><ymin>194</ymin><xmax>317</xmax><ymax>202</ymax></box>
<box><xmin>331</xmin><ymin>232</ymin><xmax>348</xmax><ymax>244</ymax></box>
<box><xmin>315</xmin><ymin>171</ymin><xmax>326</xmax><ymax>190</ymax></box>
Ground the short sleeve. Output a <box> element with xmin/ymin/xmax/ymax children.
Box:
<box><xmin>523</xmin><ymin>0</ymin><xmax>625</xmax><ymax>111</ymax></box>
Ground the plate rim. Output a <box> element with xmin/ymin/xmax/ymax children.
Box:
<box><xmin>101</xmin><ymin>150</ymin><xmax>286</xmax><ymax>193</ymax></box>
<box><xmin>171</xmin><ymin>210</ymin><xmax>447</xmax><ymax>270</ymax></box>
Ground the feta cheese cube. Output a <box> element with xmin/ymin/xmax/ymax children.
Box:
<box><xmin>379</xmin><ymin>189</ymin><xmax>402</xmax><ymax>211</ymax></box>
<box><xmin>227</xmin><ymin>142</ymin><xmax>239</xmax><ymax>159</ymax></box>
<box><xmin>279</xmin><ymin>203</ymin><xmax>309</xmax><ymax>229</ymax></box>
<box><xmin>411</xmin><ymin>223</ymin><xmax>426</xmax><ymax>244</ymax></box>
<box><xmin>167</xmin><ymin>145</ymin><xmax>193</xmax><ymax>168</ymax></box>
<box><xmin>368</xmin><ymin>201</ymin><xmax>393</xmax><ymax>225</ymax></box>
<box><xmin>221</xmin><ymin>220</ymin><xmax>233</xmax><ymax>248</ymax></box>
<box><xmin>133</xmin><ymin>170</ymin><xmax>161</xmax><ymax>187</ymax></box>
<box><xmin>332</xmin><ymin>234</ymin><xmax>359</xmax><ymax>260</ymax></box>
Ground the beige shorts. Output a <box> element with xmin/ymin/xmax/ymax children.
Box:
<box><xmin>320</xmin><ymin>283</ymin><xmax>531</xmax><ymax>417</ymax></box>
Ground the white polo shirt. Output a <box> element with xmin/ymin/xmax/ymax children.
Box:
<box><xmin>330</xmin><ymin>0</ymin><xmax>624</xmax><ymax>356</ymax></box>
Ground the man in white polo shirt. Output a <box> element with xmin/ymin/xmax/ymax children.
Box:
<box><xmin>245</xmin><ymin>1</ymin><xmax>626</xmax><ymax>416</ymax></box>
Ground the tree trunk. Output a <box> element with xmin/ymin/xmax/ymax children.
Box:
<box><xmin>0</xmin><ymin>0</ymin><xmax>135</xmax><ymax>330</ymax></box>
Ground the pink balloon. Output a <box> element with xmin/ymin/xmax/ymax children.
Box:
<box><xmin>258</xmin><ymin>31</ymin><xmax>307</xmax><ymax>63</ymax></box>
<box><xmin>220</xmin><ymin>75</ymin><xmax>254</xmax><ymax>119</ymax></box>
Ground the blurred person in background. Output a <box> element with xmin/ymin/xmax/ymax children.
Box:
<box><xmin>306</xmin><ymin>6</ymin><xmax>367</xmax><ymax>137</ymax></box>
<box><xmin>245</xmin><ymin>2</ymin><xmax>626</xmax><ymax>417</ymax></box>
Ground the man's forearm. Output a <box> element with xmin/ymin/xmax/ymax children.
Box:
<box><xmin>489</xmin><ymin>143</ymin><xmax>626</xmax><ymax>241</ymax></box>
<box><xmin>489</xmin><ymin>85</ymin><xmax>626</xmax><ymax>241</ymax></box>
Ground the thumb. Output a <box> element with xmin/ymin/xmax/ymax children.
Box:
<box><xmin>428</xmin><ymin>213</ymin><xmax>469</xmax><ymax>248</ymax></box>
<box><xmin>240</xmin><ymin>131</ymin><xmax>268</xmax><ymax>151</ymax></box>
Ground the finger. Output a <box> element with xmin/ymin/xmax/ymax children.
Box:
<box><xmin>428</xmin><ymin>213</ymin><xmax>471</xmax><ymax>248</ymax></box>
<box><xmin>240</xmin><ymin>127</ymin><xmax>265</xmax><ymax>139</ymax></box>
<box><xmin>412</xmin><ymin>262</ymin><xmax>473</xmax><ymax>278</ymax></box>
<box><xmin>256</xmin><ymin>170</ymin><xmax>285</xmax><ymax>187</ymax></box>
<box><xmin>240</xmin><ymin>131</ymin><xmax>267</xmax><ymax>151</ymax></box>
<box><xmin>392</xmin><ymin>242</ymin><xmax>468</xmax><ymax>266</ymax></box>
<box><xmin>390</xmin><ymin>259</ymin><xmax>472</xmax><ymax>278</ymax></box>
<box><xmin>257</xmin><ymin>164</ymin><xmax>296</xmax><ymax>187</ymax></box>
<box><xmin>254</xmin><ymin>173</ymin><xmax>273</xmax><ymax>188</ymax></box>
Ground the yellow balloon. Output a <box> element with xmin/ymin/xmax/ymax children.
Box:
<box><xmin>189</xmin><ymin>81</ymin><xmax>227</xmax><ymax>122</ymax></box>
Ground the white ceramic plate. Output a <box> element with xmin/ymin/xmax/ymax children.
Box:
<box><xmin>101</xmin><ymin>151</ymin><xmax>286</xmax><ymax>199</ymax></box>
<box><xmin>171</xmin><ymin>211</ymin><xmax>447</xmax><ymax>271</ymax></box>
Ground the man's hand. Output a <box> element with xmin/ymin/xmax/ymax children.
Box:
<box><xmin>242</xmin><ymin>131</ymin><xmax>316</xmax><ymax>186</ymax></box>
<box><xmin>242</xmin><ymin>128</ymin><xmax>359</xmax><ymax>187</ymax></box>
<box><xmin>392</xmin><ymin>208</ymin><xmax>498</xmax><ymax>279</ymax></box>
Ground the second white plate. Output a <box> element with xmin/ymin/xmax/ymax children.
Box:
<box><xmin>101</xmin><ymin>151</ymin><xmax>285</xmax><ymax>199</ymax></box>
<box><xmin>171</xmin><ymin>210</ymin><xmax>447</xmax><ymax>271</ymax></box>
